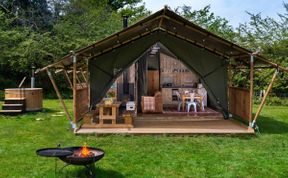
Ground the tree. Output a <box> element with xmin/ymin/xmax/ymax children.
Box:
<box><xmin>235</xmin><ymin>3</ymin><xmax>288</xmax><ymax>94</ymax></box>
<box><xmin>1</xmin><ymin>0</ymin><xmax>54</xmax><ymax>31</ymax></box>
<box><xmin>0</xmin><ymin>0</ymin><xmax>149</xmax><ymax>93</ymax></box>
<box><xmin>175</xmin><ymin>5</ymin><xmax>236</xmax><ymax>41</ymax></box>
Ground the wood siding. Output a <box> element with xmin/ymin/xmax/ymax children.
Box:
<box><xmin>147</xmin><ymin>70</ymin><xmax>160</xmax><ymax>95</ymax></box>
<box><xmin>229</xmin><ymin>87</ymin><xmax>251</xmax><ymax>121</ymax></box>
<box><xmin>160</xmin><ymin>53</ymin><xmax>199</xmax><ymax>87</ymax></box>
<box><xmin>75</xmin><ymin>86</ymin><xmax>89</xmax><ymax>122</ymax></box>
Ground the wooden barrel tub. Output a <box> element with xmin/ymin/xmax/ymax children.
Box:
<box><xmin>5</xmin><ymin>88</ymin><xmax>43</xmax><ymax>111</ymax></box>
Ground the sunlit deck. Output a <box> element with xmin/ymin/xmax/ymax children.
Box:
<box><xmin>75</xmin><ymin>116</ymin><xmax>254</xmax><ymax>135</ymax></box>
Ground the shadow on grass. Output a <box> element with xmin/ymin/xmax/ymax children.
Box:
<box><xmin>36</xmin><ymin>108</ymin><xmax>59</xmax><ymax>114</ymax></box>
<box><xmin>257</xmin><ymin>115</ymin><xmax>288</xmax><ymax>134</ymax></box>
<box><xmin>65</xmin><ymin>166</ymin><xmax>125</xmax><ymax>178</ymax></box>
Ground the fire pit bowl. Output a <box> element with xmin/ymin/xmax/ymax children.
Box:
<box><xmin>59</xmin><ymin>147</ymin><xmax>105</xmax><ymax>165</ymax></box>
<box><xmin>36</xmin><ymin>148</ymin><xmax>73</xmax><ymax>157</ymax></box>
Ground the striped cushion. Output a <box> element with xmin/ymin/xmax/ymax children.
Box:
<box><xmin>143</xmin><ymin>96</ymin><xmax>155</xmax><ymax>111</ymax></box>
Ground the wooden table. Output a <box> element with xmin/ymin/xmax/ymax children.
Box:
<box><xmin>181</xmin><ymin>94</ymin><xmax>203</xmax><ymax>112</ymax></box>
<box><xmin>96</xmin><ymin>102</ymin><xmax>121</xmax><ymax>125</ymax></box>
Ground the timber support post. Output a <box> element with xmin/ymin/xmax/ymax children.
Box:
<box><xmin>251</xmin><ymin>69</ymin><xmax>278</xmax><ymax>127</ymax></box>
<box><xmin>227</xmin><ymin>58</ymin><xmax>232</xmax><ymax>116</ymax></box>
<box><xmin>46</xmin><ymin>68</ymin><xmax>75</xmax><ymax>129</ymax></box>
<box><xmin>72</xmin><ymin>51</ymin><xmax>77</xmax><ymax>125</ymax></box>
<box><xmin>249</xmin><ymin>54</ymin><xmax>254</xmax><ymax>127</ymax></box>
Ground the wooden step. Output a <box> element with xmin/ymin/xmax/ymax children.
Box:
<box><xmin>2</xmin><ymin>104</ymin><xmax>23</xmax><ymax>106</ymax></box>
<box><xmin>4</xmin><ymin>98</ymin><xmax>25</xmax><ymax>100</ymax></box>
<box><xmin>2</xmin><ymin>104</ymin><xmax>25</xmax><ymax>111</ymax></box>
<box><xmin>0</xmin><ymin>110</ymin><xmax>24</xmax><ymax>115</ymax></box>
<box><xmin>4</xmin><ymin>98</ymin><xmax>26</xmax><ymax>105</ymax></box>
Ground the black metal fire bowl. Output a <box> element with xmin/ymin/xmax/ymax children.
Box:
<box><xmin>59</xmin><ymin>147</ymin><xmax>105</xmax><ymax>165</ymax></box>
<box><xmin>36</xmin><ymin>146</ymin><xmax>104</xmax><ymax>177</ymax></box>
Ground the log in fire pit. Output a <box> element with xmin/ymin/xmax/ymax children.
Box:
<box><xmin>36</xmin><ymin>145</ymin><xmax>104</xmax><ymax>177</ymax></box>
<box><xmin>59</xmin><ymin>146</ymin><xmax>105</xmax><ymax>165</ymax></box>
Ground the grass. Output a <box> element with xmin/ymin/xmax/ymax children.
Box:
<box><xmin>0</xmin><ymin>99</ymin><xmax>288</xmax><ymax>177</ymax></box>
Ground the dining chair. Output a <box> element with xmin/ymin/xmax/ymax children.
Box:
<box><xmin>175</xmin><ymin>91</ymin><xmax>182</xmax><ymax>111</ymax></box>
<box><xmin>186</xmin><ymin>92</ymin><xmax>197</xmax><ymax>112</ymax></box>
<box><xmin>197</xmin><ymin>90</ymin><xmax>205</xmax><ymax>111</ymax></box>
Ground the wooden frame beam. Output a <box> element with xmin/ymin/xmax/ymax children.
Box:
<box><xmin>161</xmin><ymin>15</ymin><xmax>250</xmax><ymax>55</ymax></box>
<box><xmin>37</xmin><ymin>10</ymin><xmax>288</xmax><ymax>75</ymax></box>
<box><xmin>80</xmin><ymin>69</ymin><xmax>87</xmax><ymax>83</ymax></box>
<box><xmin>75</xmin><ymin>73</ymin><xmax>83</xmax><ymax>88</ymax></box>
<box><xmin>46</xmin><ymin>68</ymin><xmax>75</xmax><ymax>128</ymax></box>
<box><xmin>252</xmin><ymin>69</ymin><xmax>278</xmax><ymax>126</ymax></box>
<box><xmin>232</xmin><ymin>66</ymin><xmax>275</xmax><ymax>70</ymax></box>
<box><xmin>18</xmin><ymin>77</ymin><xmax>27</xmax><ymax>88</ymax></box>
<box><xmin>158</xmin><ymin>28</ymin><xmax>230</xmax><ymax>59</ymax></box>
<box><xmin>63</xmin><ymin>69</ymin><xmax>73</xmax><ymax>89</ymax></box>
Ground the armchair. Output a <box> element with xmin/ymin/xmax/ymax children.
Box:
<box><xmin>141</xmin><ymin>91</ymin><xmax>163</xmax><ymax>113</ymax></box>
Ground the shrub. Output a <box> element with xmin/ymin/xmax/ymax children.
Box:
<box><xmin>266</xmin><ymin>97</ymin><xmax>283</xmax><ymax>105</ymax></box>
<box><xmin>0</xmin><ymin>90</ymin><xmax>4</xmax><ymax>101</ymax></box>
<box><xmin>254</xmin><ymin>96</ymin><xmax>288</xmax><ymax>106</ymax></box>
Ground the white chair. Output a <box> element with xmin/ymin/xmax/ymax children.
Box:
<box><xmin>196</xmin><ymin>90</ymin><xmax>206</xmax><ymax>111</ymax></box>
<box><xmin>175</xmin><ymin>91</ymin><xmax>182</xmax><ymax>111</ymax></box>
<box><xmin>197</xmin><ymin>86</ymin><xmax>207</xmax><ymax>107</ymax></box>
<box><xmin>186</xmin><ymin>93</ymin><xmax>197</xmax><ymax>112</ymax></box>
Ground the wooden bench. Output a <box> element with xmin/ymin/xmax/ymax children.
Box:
<box><xmin>96</xmin><ymin>102</ymin><xmax>121</xmax><ymax>125</ymax></box>
<box><xmin>83</xmin><ymin>110</ymin><xmax>98</xmax><ymax>124</ymax></box>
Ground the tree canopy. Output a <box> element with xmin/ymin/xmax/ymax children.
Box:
<box><xmin>0</xmin><ymin>1</ymin><xmax>287</xmax><ymax>97</ymax></box>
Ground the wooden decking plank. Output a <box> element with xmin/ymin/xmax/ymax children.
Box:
<box><xmin>75</xmin><ymin>119</ymin><xmax>254</xmax><ymax>135</ymax></box>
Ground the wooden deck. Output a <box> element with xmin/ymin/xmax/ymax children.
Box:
<box><xmin>75</xmin><ymin>117</ymin><xmax>254</xmax><ymax>135</ymax></box>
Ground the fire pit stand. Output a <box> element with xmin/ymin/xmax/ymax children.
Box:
<box><xmin>59</xmin><ymin>162</ymin><xmax>97</xmax><ymax>177</ymax></box>
<box><xmin>36</xmin><ymin>146</ymin><xmax>105</xmax><ymax>177</ymax></box>
<box><xmin>36</xmin><ymin>148</ymin><xmax>73</xmax><ymax>177</ymax></box>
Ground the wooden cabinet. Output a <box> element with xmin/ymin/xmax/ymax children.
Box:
<box><xmin>147</xmin><ymin>70</ymin><xmax>159</xmax><ymax>95</ymax></box>
<box><xmin>160</xmin><ymin>53</ymin><xmax>199</xmax><ymax>87</ymax></box>
<box><xmin>162</xmin><ymin>88</ymin><xmax>173</xmax><ymax>105</ymax></box>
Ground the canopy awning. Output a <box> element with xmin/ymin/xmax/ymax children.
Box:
<box><xmin>37</xmin><ymin>7</ymin><xmax>288</xmax><ymax>73</ymax></box>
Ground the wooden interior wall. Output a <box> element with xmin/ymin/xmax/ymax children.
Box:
<box><xmin>160</xmin><ymin>53</ymin><xmax>199</xmax><ymax>87</ymax></box>
<box><xmin>229</xmin><ymin>87</ymin><xmax>251</xmax><ymax>121</ymax></box>
<box><xmin>147</xmin><ymin>70</ymin><xmax>160</xmax><ymax>95</ymax></box>
<box><xmin>128</xmin><ymin>64</ymin><xmax>135</xmax><ymax>83</ymax></box>
<box><xmin>75</xmin><ymin>86</ymin><xmax>89</xmax><ymax>122</ymax></box>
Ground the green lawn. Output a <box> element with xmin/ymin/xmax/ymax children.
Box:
<box><xmin>0</xmin><ymin>99</ymin><xmax>288</xmax><ymax>178</ymax></box>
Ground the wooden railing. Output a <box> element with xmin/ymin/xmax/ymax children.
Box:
<box><xmin>74</xmin><ymin>85</ymin><xmax>89</xmax><ymax>123</ymax></box>
<box><xmin>229</xmin><ymin>87</ymin><xmax>251</xmax><ymax>121</ymax></box>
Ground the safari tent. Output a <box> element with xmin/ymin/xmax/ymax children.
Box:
<box><xmin>38</xmin><ymin>7</ymin><xmax>288</xmax><ymax>134</ymax></box>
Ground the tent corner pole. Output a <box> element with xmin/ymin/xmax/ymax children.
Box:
<box><xmin>72</xmin><ymin>51</ymin><xmax>77</xmax><ymax>125</ymax></box>
<box><xmin>249</xmin><ymin>54</ymin><xmax>254</xmax><ymax>127</ymax></box>
<box><xmin>227</xmin><ymin>58</ymin><xmax>232</xmax><ymax>115</ymax></box>
<box><xmin>46</xmin><ymin>68</ymin><xmax>75</xmax><ymax>129</ymax></box>
<box><xmin>252</xmin><ymin>69</ymin><xmax>278</xmax><ymax>127</ymax></box>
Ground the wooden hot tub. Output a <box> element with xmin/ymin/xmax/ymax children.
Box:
<box><xmin>5</xmin><ymin>88</ymin><xmax>43</xmax><ymax>111</ymax></box>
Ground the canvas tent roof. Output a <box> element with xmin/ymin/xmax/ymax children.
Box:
<box><xmin>38</xmin><ymin>7</ymin><xmax>288</xmax><ymax>72</ymax></box>
<box><xmin>38</xmin><ymin>7</ymin><xmax>288</xmax><ymax>119</ymax></box>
